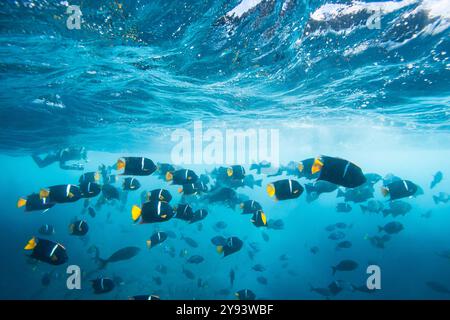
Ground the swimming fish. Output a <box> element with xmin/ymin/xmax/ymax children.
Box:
<box><xmin>190</xmin><ymin>209</ymin><xmax>208</xmax><ymax>223</ymax></box>
<box><xmin>116</xmin><ymin>157</ymin><xmax>157</xmax><ymax>176</ymax></box>
<box><xmin>39</xmin><ymin>184</ymin><xmax>82</xmax><ymax>203</ymax></box>
<box><xmin>240</xmin><ymin>200</ymin><xmax>263</xmax><ymax>215</ymax></box>
<box><xmin>312</xmin><ymin>156</ymin><xmax>366</xmax><ymax>188</ymax></box>
<box><xmin>267</xmin><ymin>179</ymin><xmax>304</xmax><ymax>200</ymax></box>
<box><xmin>91</xmin><ymin>246</ymin><xmax>140</xmax><ymax>269</ymax></box>
<box><xmin>147</xmin><ymin>231</ymin><xmax>167</xmax><ymax>249</ymax></box>
<box><xmin>17</xmin><ymin>193</ymin><xmax>55</xmax><ymax>212</ymax></box>
<box><xmin>131</xmin><ymin>201</ymin><xmax>175</xmax><ymax>223</ymax></box>
<box><xmin>122</xmin><ymin>177</ymin><xmax>141</xmax><ymax>191</ymax></box>
<box><xmin>213</xmin><ymin>236</ymin><xmax>243</xmax><ymax>257</ymax></box>
<box><xmin>381</xmin><ymin>180</ymin><xmax>418</xmax><ymax>201</ymax></box>
<box><xmin>147</xmin><ymin>189</ymin><xmax>172</xmax><ymax>203</ymax></box>
<box><xmin>430</xmin><ymin>171</ymin><xmax>443</xmax><ymax>189</ymax></box>
<box><xmin>68</xmin><ymin>220</ymin><xmax>89</xmax><ymax>236</ymax></box>
<box><xmin>166</xmin><ymin>169</ymin><xmax>198</xmax><ymax>185</ymax></box>
<box><xmin>24</xmin><ymin>237</ymin><xmax>68</xmax><ymax>265</ymax></box>
<box><xmin>91</xmin><ymin>277</ymin><xmax>115</xmax><ymax>294</ymax></box>
<box><xmin>332</xmin><ymin>260</ymin><xmax>358</xmax><ymax>275</ymax></box>
<box><xmin>235</xmin><ymin>289</ymin><xmax>256</xmax><ymax>300</ymax></box>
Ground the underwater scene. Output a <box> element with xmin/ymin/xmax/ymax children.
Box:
<box><xmin>0</xmin><ymin>0</ymin><xmax>450</xmax><ymax>300</ymax></box>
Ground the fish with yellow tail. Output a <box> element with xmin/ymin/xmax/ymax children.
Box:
<box><xmin>17</xmin><ymin>193</ymin><xmax>55</xmax><ymax>212</ymax></box>
<box><xmin>116</xmin><ymin>157</ymin><xmax>156</xmax><ymax>176</ymax></box>
<box><xmin>311</xmin><ymin>156</ymin><xmax>366</xmax><ymax>188</ymax></box>
<box><xmin>146</xmin><ymin>231</ymin><xmax>168</xmax><ymax>249</ymax></box>
<box><xmin>131</xmin><ymin>200</ymin><xmax>175</xmax><ymax>224</ymax></box>
<box><xmin>251</xmin><ymin>210</ymin><xmax>267</xmax><ymax>227</ymax></box>
<box><xmin>211</xmin><ymin>236</ymin><xmax>243</xmax><ymax>257</ymax></box>
<box><xmin>165</xmin><ymin>169</ymin><xmax>198</xmax><ymax>185</ymax></box>
<box><xmin>381</xmin><ymin>179</ymin><xmax>418</xmax><ymax>201</ymax></box>
<box><xmin>227</xmin><ymin>165</ymin><xmax>246</xmax><ymax>180</ymax></box>
<box><xmin>24</xmin><ymin>237</ymin><xmax>68</xmax><ymax>265</ymax></box>
<box><xmin>267</xmin><ymin>179</ymin><xmax>303</xmax><ymax>200</ymax></box>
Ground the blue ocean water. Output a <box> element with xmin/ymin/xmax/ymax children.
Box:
<box><xmin>0</xmin><ymin>0</ymin><xmax>449</xmax><ymax>300</ymax></box>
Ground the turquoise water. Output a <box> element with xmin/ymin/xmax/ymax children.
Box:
<box><xmin>0</xmin><ymin>0</ymin><xmax>450</xmax><ymax>299</ymax></box>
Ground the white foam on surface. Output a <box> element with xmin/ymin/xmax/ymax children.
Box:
<box><xmin>225</xmin><ymin>0</ymin><xmax>264</xmax><ymax>19</ymax></box>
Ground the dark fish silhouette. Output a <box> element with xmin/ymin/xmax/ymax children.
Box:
<box><xmin>90</xmin><ymin>246</ymin><xmax>140</xmax><ymax>269</ymax></box>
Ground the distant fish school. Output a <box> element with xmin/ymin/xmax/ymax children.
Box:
<box><xmin>17</xmin><ymin>155</ymin><xmax>423</xmax><ymax>299</ymax></box>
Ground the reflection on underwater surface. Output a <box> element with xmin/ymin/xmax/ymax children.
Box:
<box><xmin>0</xmin><ymin>0</ymin><xmax>449</xmax><ymax>300</ymax></box>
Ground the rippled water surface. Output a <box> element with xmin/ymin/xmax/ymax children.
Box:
<box><xmin>0</xmin><ymin>0</ymin><xmax>449</xmax><ymax>300</ymax></box>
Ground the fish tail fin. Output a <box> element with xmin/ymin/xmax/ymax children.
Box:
<box><xmin>360</xmin><ymin>205</ymin><xmax>367</xmax><ymax>213</ymax></box>
<box><xmin>88</xmin><ymin>245</ymin><xmax>106</xmax><ymax>268</ymax></box>
<box><xmin>377</xmin><ymin>226</ymin><xmax>383</xmax><ymax>233</ymax></box>
<box><xmin>380</xmin><ymin>187</ymin><xmax>389</xmax><ymax>197</ymax></box>
<box><xmin>116</xmin><ymin>159</ymin><xmax>125</xmax><ymax>170</ymax></box>
<box><xmin>304</xmin><ymin>184</ymin><xmax>313</xmax><ymax>195</ymax></box>
<box><xmin>165</xmin><ymin>171</ymin><xmax>173</xmax><ymax>182</ymax></box>
<box><xmin>255</xmin><ymin>179</ymin><xmax>263</xmax><ymax>187</ymax></box>
<box><xmin>146</xmin><ymin>240</ymin><xmax>152</xmax><ymax>249</ymax></box>
<box><xmin>336</xmin><ymin>189</ymin><xmax>344</xmax><ymax>198</ymax></box>
<box><xmin>131</xmin><ymin>205</ymin><xmax>142</xmax><ymax>222</ymax></box>
<box><xmin>24</xmin><ymin>237</ymin><xmax>37</xmax><ymax>250</ymax></box>
<box><xmin>17</xmin><ymin>198</ymin><xmax>27</xmax><ymax>208</ymax></box>
<box><xmin>331</xmin><ymin>267</ymin><xmax>336</xmax><ymax>276</ymax></box>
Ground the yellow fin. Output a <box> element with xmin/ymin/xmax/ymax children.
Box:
<box><xmin>24</xmin><ymin>237</ymin><xmax>37</xmax><ymax>250</ymax></box>
<box><xmin>165</xmin><ymin>171</ymin><xmax>173</xmax><ymax>181</ymax></box>
<box><xmin>68</xmin><ymin>192</ymin><xmax>74</xmax><ymax>199</ymax></box>
<box><xmin>17</xmin><ymin>198</ymin><xmax>27</xmax><ymax>208</ymax></box>
<box><xmin>240</xmin><ymin>203</ymin><xmax>244</xmax><ymax>209</ymax></box>
<box><xmin>161</xmin><ymin>214</ymin><xmax>167</xmax><ymax>219</ymax></box>
<box><xmin>266</xmin><ymin>184</ymin><xmax>275</xmax><ymax>198</ymax></box>
<box><xmin>131</xmin><ymin>205</ymin><xmax>142</xmax><ymax>222</ymax></box>
<box><xmin>51</xmin><ymin>255</ymin><xmax>58</xmax><ymax>262</ymax></box>
<box><xmin>146</xmin><ymin>240</ymin><xmax>152</xmax><ymax>249</ymax></box>
<box><xmin>381</xmin><ymin>187</ymin><xmax>389</xmax><ymax>197</ymax></box>
<box><xmin>94</xmin><ymin>172</ymin><xmax>100</xmax><ymax>181</ymax></box>
<box><xmin>68</xmin><ymin>224</ymin><xmax>74</xmax><ymax>234</ymax></box>
<box><xmin>40</xmin><ymin>189</ymin><xmax>50</xmax><ymax>199</ymax></box>
<box><xmin>311</xmin><ymin>158</ymin><xmax>323</xmax><ymax>174</ymax></box>
<box><xmin>227</xmin><ymin>167</ymin><xmax>233</xmax><ymax>177</ymax></box>
<box><xmin>261</xmin><ymin>212</ymin><xmax>267</xmax><ymax>225</ymax></box>
<box><xmin>178</xmin><ymin>187</ymin><xmax>183</xmax><ymax>194</ymax></box>
<box><xmin>216</xmin><ymin>245</ymin><xmax>224</xmax><ymax>254</ymax></box>
<box><xmin>117</xmin><ymin>159</ymin><xmax>125</xmax><ymax>170</ymax></box>
<box><xmin>298</xmin><ymin>163</ymin><xmax>304</xmax><ymax>172</ymax></box>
